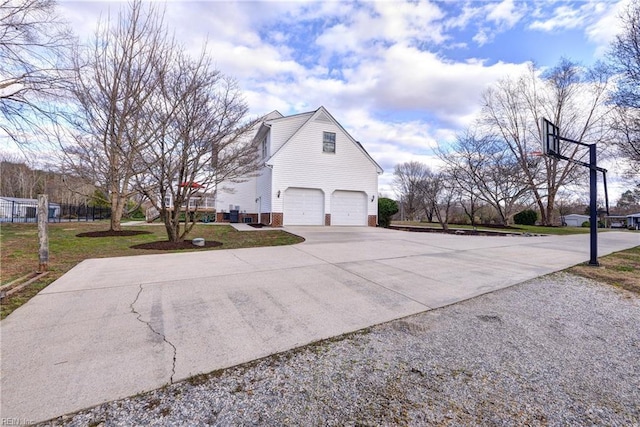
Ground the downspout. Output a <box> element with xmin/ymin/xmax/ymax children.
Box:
<box><xmin>265</xmin><ymin>162</ymin><xmax>274</xmax><ymax>226</ymax></box>
<box><xmin>256</xmin><ymin>196</ymin><xmax>261</xmax><ymax>224</ymax></box>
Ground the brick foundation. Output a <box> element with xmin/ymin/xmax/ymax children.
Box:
<box><xmin>215</xmin><ymin>212</ymin><xmax>259</xmax><ymax>224</ymax></box>
<box><xmin>271</xmin><ymin>212</ymin><xmax>283</xmax><ymax>227</ymax></box>
<box><xmin>215</xmin><ymin>212</ymin><xmax>376</xmax><ymax>227</ymax></box>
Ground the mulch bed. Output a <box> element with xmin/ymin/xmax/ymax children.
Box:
<box><xmin>76</xmin><ymin>230</ymin><xmax>152</xmax><ymax>237</ymax></box>
<box><xmin>389</xmin><ymin>225</ymin><xmax>511</xmax><ymax>236</ymax></box>
<box><xmin>76</xmin><ymin>230</ymin><xmax>223</xmax><ymax>250</ymax></box>
<box><xmin>130</xmin><ymin>240</ymin><xmax>223</xmax><ymax>250</ymax></box>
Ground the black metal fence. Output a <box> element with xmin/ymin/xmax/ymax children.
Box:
<box><xmin>0</xmin><ymin>199</ymin><xmax>110</xmax><ymax>223</ymax></box>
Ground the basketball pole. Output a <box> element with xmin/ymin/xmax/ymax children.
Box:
<box><xmin>589</xmin><ymin>143</ymin><xmax>599</xmax><ymax>266</ymax></box>
<box><xmin>541</xmin><ymin>117</ymin><xmax>608</xmax><ymax>267</ymax></box>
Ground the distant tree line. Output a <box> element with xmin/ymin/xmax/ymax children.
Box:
<box><xmin>1</xmin><ymin>157</ymin><xmax>93</xmax><ymax>205</ymax></box>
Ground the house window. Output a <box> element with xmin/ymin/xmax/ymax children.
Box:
<box><xmin>261</xmin><ymin>138</ymin><xmax>268</xmax><ymax>158</ymax></box>
<box><xmin>323</xmin><ymin>132</ymin><xmax>336</xmax><ymax>153</ymax></box>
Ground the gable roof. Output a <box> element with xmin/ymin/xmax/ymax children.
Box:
<box><xmin>265</xmin><ymin>110</ymin><xmax>315</xmax><ymax>146</ymax></box>
<box><xmin>266</xmin><ymin>106</ymin><xmax>383</xmax><ymax>174</ymax></box>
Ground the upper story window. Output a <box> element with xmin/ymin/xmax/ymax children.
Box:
<box><xmin>261</xmin><ymin>138</ymin><xmax>268</xmax><ymax>158</ymax></box>
<box><xmin>323</xmin><ymin>132</ymin><xmax>336</xmax><ymax>153</ymax></box>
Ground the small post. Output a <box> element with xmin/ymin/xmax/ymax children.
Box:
<box><xmin>38</xmin><ymin>194</ymin><xmax>49</xmax><ymax>272</ymax></box>
<box><xmin>589</xmin><ymin>144</ymin><xmax>598</xmax><ymax>266</ymax></box>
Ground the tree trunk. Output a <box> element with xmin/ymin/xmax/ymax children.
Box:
<box><xmin>164</xmin><ymin>218</ymin><xmax>179</xmax><ymax>242</ymax></box>
<box><xmin>110</xmin><ymin>192</ymin><xmax>126</xmax><ymax>231</ymax></box>
<box><xmin>545</xmin><ymin>193</ymin><xmax>556</xmax><ymax>226</ymax></box>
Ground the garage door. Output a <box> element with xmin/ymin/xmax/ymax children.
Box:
<box><xmin>283</xmin><ymin>188</ymin><xmax>324</xmax><ymax>225</ymax></box>
<box><xmin>331</xmin><ymin>190</ymin><xmax>367</xmax><ymax>226</ymax></box>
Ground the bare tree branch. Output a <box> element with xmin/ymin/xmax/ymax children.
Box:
<box><xmin>480</xmin><ymin>59</ymin><xmax>612</xmax><ymax>225</ymax></box>
<box><xmin>63</xmin><ymin>0</ymin><xmax>175</xmax><ymax>231</ymax></box>
<box><xmin>0</xmin><ymin>0</ymin><xmax>75</xmax><ymax>149</ymax></box>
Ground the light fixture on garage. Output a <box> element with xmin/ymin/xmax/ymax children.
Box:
<box><xmin>277</xmin><ymin>190</ymin><xmax>281</xmax><ymax>198</ymax></box>
<box><xmin>371</xmin><ymin>195</ymin><xmax>375</xmax><ymax>202</ymax></box>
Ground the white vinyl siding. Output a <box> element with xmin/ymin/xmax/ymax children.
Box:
<box><xmin>214</xmin><ymin>107</ymin><xmax>381</xmax><ymax>226</ymax></box>
<box><xmin>271</xmin><ymin>113</ymin><xmax>379</xmax><ymax>220</ymax></box>
<box><xmin>214</xmin><ymin>175</ymin><xmax>257</xmax><ymax>213</ymax></box>
<box><xmin>283</xmin><ymin>188</ymin><xmax>324</xmax><ymax>225</ymax></box>
<box><xmin>266</xmin><ymin>113</ymin><xmax>314</xmax><ymax>153</ymax></box>
<box><xmin>256</xmin><ymin>167</ymin><xmax>272</xmax><ymax>214</ymax></box>
<box><xmin>331</xmin><ymin>191</ymin><xmax>367</xmax><ymax>225</ymax></box>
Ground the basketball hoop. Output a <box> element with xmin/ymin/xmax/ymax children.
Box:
<box><xmin>530</xmin><ymin>151</ymin><xmax>544</xmax><ymax>157</ymax></box>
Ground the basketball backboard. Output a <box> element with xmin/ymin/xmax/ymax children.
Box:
<box><xmin>540</xmin><ymin>117</ymin><xmax>560</xmax><ymax>156</ymax></box>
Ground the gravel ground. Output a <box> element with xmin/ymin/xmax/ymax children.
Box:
<box><xmin>44</xmin><ymin>272</ymin><xmax>640</xmax><ymax>426</ymax></box>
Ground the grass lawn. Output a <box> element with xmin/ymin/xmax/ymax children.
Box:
<box><xmin>0</xmin><ymin>222</ymin><xmax>303</xmax><ymax>319</ymax></box>
<box><xmin>568</xmin><ymin>246</ymin><xmax>640</xmax><ymax>295</ymax></box>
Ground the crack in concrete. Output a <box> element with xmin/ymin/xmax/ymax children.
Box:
<box><xmin>130</xmin><ymin>284</ymin><xmax>177</xmax><ymax>384</ymax></box>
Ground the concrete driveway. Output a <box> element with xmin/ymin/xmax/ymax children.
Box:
<box><xmin>1</xmin><ymin>227</ymin><xmax>638</xmax><ymax>423</ymax></box>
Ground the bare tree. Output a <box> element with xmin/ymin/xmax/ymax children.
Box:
<box><xmin>481</xmin><ymin>59</ymin><xmax>612</xmax><ymax>225</ymax></box>
<box><xmin>0</xmin><ymin>156</ymin><xmax>41</xmax><ymax>198</ymax></box>
<box><xmin>64</xmin><ymin>0</ymin><xmax>174</xmax><ymax>231</ymax></box>
<box><xmin>393</xmin><ymin>161</ymin><xmax>433</xmax><ymax>221</ymax></box>
<box><xmin>419</xmin><ymin>171</ymin><xmax>454</xmax><ymax>231</ymax></box>
<box><xmin>608</xmin><ymin>1</ymin><xmax>640</xmax><ymax>176</ymax></box>
<box><xmin>439</xmin><ymin>131</ymin><xmax>531</xmax><ymax>226</ymax></box>
<box><xmin>615</xmin><ymin>185</ymin><xmax>640</xmax><ymax>214</ymax></box>
<box><xmin>0</xmin><ymin>154</ymin><xmax>94</xmax><ymax>202</ymax></box>
<box><xmin>135</xmin><ymin>50</ymin><xmax>259</xmax><ymax>242</ymax></box>
<box><xmin>0</xmin><ymin>0</ymin><xmax>74</xmax><ymax>149</ymax></box>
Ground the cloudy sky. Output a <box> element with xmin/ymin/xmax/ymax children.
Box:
<box><xmin>57</xmin><ymin>0</ymin><xmax>630</xmax><ymax>195</ymax></box>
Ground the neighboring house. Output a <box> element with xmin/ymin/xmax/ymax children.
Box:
<box><xmin>0</xmin><ymin>196</ymin><xmax>60</xmax><ymax>223</ymax></box>
<box><xmin>215</xmin><ymin>106</ymin><xmax>383</xmax><ymax>226</ymax></box>
<box><xmin>627</xmin><ymin>213</ymin><xmax>640</xmax><ymax>230</ymax></box>
<box><xmin>604</xmin><ymin>213</ymin><xmax>640</xmax><ymax>229</ymax></box>
<box><xmin>563</xmin><ymin>214</ymin><xmax>590</xmax><ymax>227</ymax></box>
<box><xmin>605</xmin><ymin>215</ymin><xmax>628</xmax><ymax>228</ymax></box>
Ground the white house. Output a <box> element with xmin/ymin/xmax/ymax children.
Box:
<box><xmin>215</xmin><ymin>106</ymin><xmax>383</xmax><ymax>226</ymax></box>
<box><xmin>145</xmin><ymin>182</ymin><xmax>216</xmax><ymax>222</ymax></box>
<box><xmin>563</xmin><ymin>214</ymin><xmax>590</xmax><ymax>227</ymax></box>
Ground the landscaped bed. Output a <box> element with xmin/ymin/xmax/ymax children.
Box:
<box><xmin>390</xmin><ymin>221</ymin><xmax>600</xmax><ymax>236</ymax></box>
<box><xmin>389</xmin><ymin>224</ymin><xmax>515</xmax><ymax>236</ymax></box>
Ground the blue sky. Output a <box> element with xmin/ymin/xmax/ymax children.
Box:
<box><xmin>57</xmin><ymin>0</ymin><xmax>630</xmax><ymax>196</ymax></box>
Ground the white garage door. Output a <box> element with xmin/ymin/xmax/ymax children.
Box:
<box><xmin>331</xmin><ymin>190</ymin><xmax>367</xmax><ymax>226</ymax></box>
<box><xmin>283</xmin><ymin>188</ymin><xmax>324</xmax><ymax>225</ymax></box>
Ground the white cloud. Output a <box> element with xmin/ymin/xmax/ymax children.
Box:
<box><xmin>528</xmin><ymin>0</ymin><xmax>627</xmax><ymax>39</ymax></box>
<box><xmin>54</xmin><ymin>0</ymin><xmax>625</xmax><ymax>193</ymax></box>
<box><xmin>486</xmin><ymin>0</ymin><xmax>526</xmax><ymax>28</ymax></box>
<box><xmin>529</xmin><ymin>5</ymin><xmax>585</xmax><ymax>32</ymax></box>
<box><xmin>370</xmin><ymin>44</ymin><xmax>529</xmax><ymax>126</ymax></box>
<box><xmin>316</xmin><ymin>0</ymin><xmax>446</xmax><ymax>58</ymax></box>
<box><xmin>585</xmin><ymin>0</ymin><xmax>631</xmax><ymax>56</ymax></box>
<box><xmin>473</xmin><ymin>29</ymin><xmax>490</xmax><ymax>46</ymax></box>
